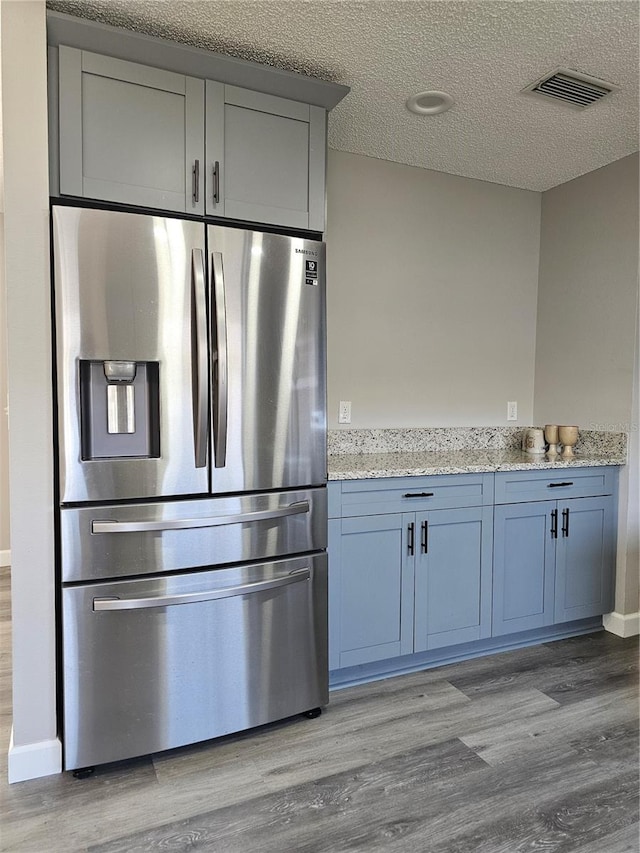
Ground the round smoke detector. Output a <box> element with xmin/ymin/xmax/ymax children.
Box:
<box><xmin>406</xmin><ymin>90</ymin><xmax>455</xmax><ymax>115</ymax></box>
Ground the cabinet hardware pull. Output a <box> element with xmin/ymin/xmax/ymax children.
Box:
<box><xmin>561</xmin><ymin>507</ymin><xmax>570</xmax><ymax>537</ymax></box>
<box><xmin>550</xmin><ymin>508</ymin><xmax>558</xmax><ymax>539</ymax></box>
<box><xmin>212</xmin><ymin>160</ymin><xmax>220</xmax><ymax>203</ymax></box>
<box><xmin>403</xmin><ymin>492</ymin><xmax>434</xmax><ymax>498</ymax></box>
<box><xmin>408</xmin><ymin>522</ymin><xmax>415</xmax><ymax>556</ymax></box>
<box><xmin>548</xmin><ymin>482</ymin><xmax>574</xmax><ymax>488</ymax></box>
<box><xmin>192</xmin><ymin>159</ymin><xmax>200</xmax><ymax>203</ymax></box>
<box><xmin>421</xmin><ymin>520</ymin><xmax>428</xmax><ymax>553</ymax></box>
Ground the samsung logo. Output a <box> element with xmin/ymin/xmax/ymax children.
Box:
<box><xmin>295</xmin><ymin>248</ymin><xmax>318</xmax><ymax>257</ymax></box>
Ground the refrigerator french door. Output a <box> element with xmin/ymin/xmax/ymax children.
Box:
<box><xmin>52</xmin><ymin>205</ymin><xmax>328</xmax><ymax>770</ymax></box>
<box><xmin>53</xmin><ymin>206</ymin><xmax>209</xmax><ymax>504</ymax></box>
<box><xmin>207</xmin><ymin>224</ymin><xmax>326</xmax><ymax>493</ymax></box>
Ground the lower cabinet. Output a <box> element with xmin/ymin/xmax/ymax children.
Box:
<box><xmin>554</xmin><ymin>496</ymin><xmax>615</xmax><ymax>623</ymax></box>
<box><xmin>414</xmin><ymin>506</ymin><xmax>493</xmax><ymax>651</ymax></box>
<box><xmin>329</xmin><ymin>466</ymin><xmax>618</xmax><ymax>679</ymax></box>
<box><xmin>493</xmin><ymin>492</ymin><xmax>615</xmax><ymax>636</ymax></box>
<box><xmin>492</xmin><ymin>501</ymin><xmax>557</xmax><ymax>635</ymax></box>
<box><xmin>334</xmin><ymin>514</ymin><xmax>413</xmax><ymax>668</ymax></box>
<box><xmin>328</xmin><ymin>476</ymin><xmax>493</xmax><ymax>670</ymax></box>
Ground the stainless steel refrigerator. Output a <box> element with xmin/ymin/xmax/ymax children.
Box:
<box><xmin>52</xmin><ymin>205</ymin><xmax>328</xmax><ymax>771</ymax></box>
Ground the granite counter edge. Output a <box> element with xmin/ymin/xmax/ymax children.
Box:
<box><xmin>327</xmin><ymin>455</ymin><xmax>626</xmax><ymax>481</ymax></box>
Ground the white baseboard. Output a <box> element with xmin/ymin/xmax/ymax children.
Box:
<box><xmin>603</xmin><ymin>611</ymin><xmax>640</xmax><ymax>638</ymax></box>
<box><xmin>0</xmin><ymin>549</ymin><xmax>10</xmax><ymax>567</ymax></box>
<box><xmin>7</xmin><ymin>729</ymin><xmax>62</xmax><ymax>783</ymax></box>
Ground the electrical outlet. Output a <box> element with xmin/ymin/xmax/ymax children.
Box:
<box><xmin>338</xmin><ymin>401</ymin><xmax>352</xmax><ymax>424</ymax></box>
<box><xmin>507</xmin><ymin>401</ymin><xmax>518</xmax><ymax>421</ymax></box>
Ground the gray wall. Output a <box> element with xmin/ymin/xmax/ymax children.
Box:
<box><xmin>0</xmin><ymin>38</ymin><xmax>8</xmax><ymax>564</ymax></box>
<box><xmin>534</xmin><ymin>153</ymin><xmax>639</xmax><ymax>619</ymax></box>
<box><xmin>622</xmin><ymin>303</ymin><xmax>639</xmax><ymax>616</ymax></box>
<box><xmin>534</xmin><ymin>154</ymin><xmax>639</xmax><ymax>428</ymax></box>
<box><xmin>0</xmin><ymin>213</ymin><xmax>9</xmax><ymax>565</ymax></box>
<box><xmin>2</xmin><ymin>0</ymin><xmax>60</xmax><ymax>781</ymax></box>
<box><xmin>325</xmin><ymin>150</ymin><xmax>542</xmax><ymax>429</ymax></box>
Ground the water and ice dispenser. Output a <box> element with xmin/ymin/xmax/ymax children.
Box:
<box><xmin>80</xmin><ymin>360</ymin><xmax>160</xmax><ymax>460</ymax></box>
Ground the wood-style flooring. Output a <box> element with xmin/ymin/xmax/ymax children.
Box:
<box><xmin>0</xmin><ymin>568</ymin><xmax>638</xmax><ymax>852</ymax></box>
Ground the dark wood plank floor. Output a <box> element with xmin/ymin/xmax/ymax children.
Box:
<box><xmin>1</xmin><ymin>567</ymin><xmax>638</xmax><ymax>852</ymax></box>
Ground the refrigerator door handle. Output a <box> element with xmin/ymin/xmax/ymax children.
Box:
<box><xmin>93</xmin><ymin>568</ymin><xmax>310</xmax><ymax>611</ymax></box>
<box><xmin>91</xmin><ymin>500</ymin><xmax>310</xmax><ymax>534</ymax></box>
<box><xmin>191</xmin><ymin>249</ymin><xmax>209</xmax><ymax>468</ymax></box>
<box><xmin>211</xmin><ymin>251</ymin><xmax>228</xmax><ymax>468</ymax></box>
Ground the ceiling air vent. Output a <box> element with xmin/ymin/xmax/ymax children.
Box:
<box><xmin>522</xmin><ymin>67</ymin><xmax>618</xmax><ymax>109</ymax></box>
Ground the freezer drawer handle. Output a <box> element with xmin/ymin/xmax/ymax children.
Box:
<box><xmin>91</xmin><ymin>500</ymin><xmax>310</xmax><ymax>534</ymax></box>
<box><xmin>92</xmin><ymin>568</ymin><xmax>311</xmax><ymax>611</ymax></box>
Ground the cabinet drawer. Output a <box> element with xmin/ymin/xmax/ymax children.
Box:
<box><xmin>340</xmin><ymin>473</ymin><xmax>494</xmax><ymax>516</ymax></box>
<box><xmin>494</xmin><ymin>467</ymin><xmax>616</xmax><ymax>504</ymax></box>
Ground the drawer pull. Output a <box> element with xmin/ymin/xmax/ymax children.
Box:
<box><xmin>547</xmin><ymin>482</ymin><xmax>574</xmax><ymax>488</ymax></box>
<box><xmin>403</xmin><ymin>492</ymin><xmax>434</xmax><ymax>498</ymax></box>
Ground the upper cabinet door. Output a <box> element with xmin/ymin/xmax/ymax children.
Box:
<box><xmin>58</xmin><ymin>46</ymin><xmax>205</xmax><ymax>214</ymax></box>
<box><xmin>206</xmin><ymin>82</ymin><xmax>326</xmax><ymax>231</ymax></box>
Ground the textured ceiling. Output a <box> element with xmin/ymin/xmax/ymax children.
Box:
<box><xmin>46</xmin><ymin>0</ymin><xmax>639</xmax><ymax>191</ymax></box>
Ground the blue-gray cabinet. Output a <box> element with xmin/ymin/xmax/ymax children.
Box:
<box><xmin>58</xmin><ymin>47</ymin><xmax>205</xmax><ymax>214</ymax></box>
<box><xmin>414</xmin><ymin>505</ymin><xmax>493</xmax><ymax>651</ymax></box>
<box><xmin>554</xmin><ymin>495</ymin><xmax>615</xmax><ymax>622</ymax></box>
<box><xmin>492</xmin><ymin>469</ymin><xmax>616</xmax><ymax>636</ymax></box>
<box><xmin>55</xmin><ymin>47</ymin><xmax>327</xmax><ymax>230</ymax></box>
<box><xmin>328</xmin><ymin>474</ymin><xmax>494</xmax><ymax>671</ymax></box>
<box><xmin>492</xmin><ymin>500</ymin><xmax>556</xmax><ymax>635</ymax></box>
<box><xmin>330</xmin><ymin>512</ymin><xmax>413</xmax><ymax>669</ymax></box>
<box><xmin>329</xmin><ymin>466</ymin><xmax>618</xmax><ymax>681</ymax></box>
<box><xmin>206</xmin><ymin>83</ymin><xmax>326</xmax><ymax>230</ymax></box>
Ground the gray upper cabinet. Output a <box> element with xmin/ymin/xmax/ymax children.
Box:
<box><xmin>58</xmin><ymin>46</ymin><xmax>205</xmax><ymax>214</ymax></box>
<box><xmin>206</xmin><ymin>83</ymin><xmax>326</xmax><ymax>231</ymax></box>
<box><xmin>55</xmin><ymin>45</ymin><xmax>327</xmax><ymax>231</ymax></box>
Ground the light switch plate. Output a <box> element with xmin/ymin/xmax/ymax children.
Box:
<box><xmin>507</xmin><ymin>401</ymin><xmax>518</xmax><ymax>421</ymax></box>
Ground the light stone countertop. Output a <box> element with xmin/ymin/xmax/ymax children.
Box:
<box><xmin>327</xmin><ymin>448</ymin><xmax>626</xmax><ymax>481</ymax></box>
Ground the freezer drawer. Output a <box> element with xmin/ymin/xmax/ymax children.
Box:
<box><xmin>62</xmin><ymin>554</ymin><xmax>328</xmax><ymax>770</ymax></box>
<box><xmin>60</xmin><ymin>487</ymin><xmax>326</xmax><ymax>582</ymax></box>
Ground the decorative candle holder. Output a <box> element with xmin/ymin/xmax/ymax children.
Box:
<box><xmin>558</xmin><ymin>425</ymin><xmax>579</xmax><ymax>457</ymax></box>
<box><xmin>544</xmin><ymin>424</ymin><xmax>559</xmax><ymax>457</ymax></box>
